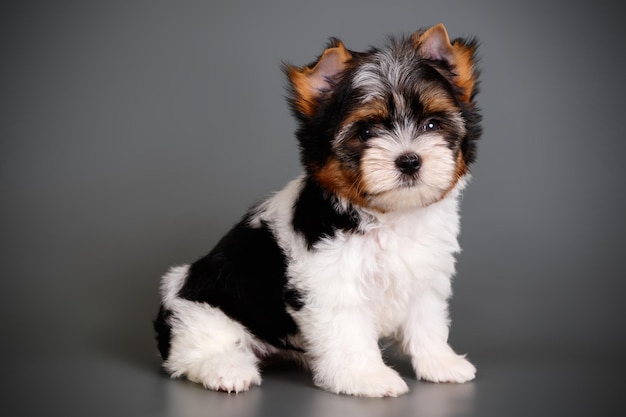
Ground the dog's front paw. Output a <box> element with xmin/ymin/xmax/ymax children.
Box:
<box><xmin>414</xmin><ymin>353</ymin><xmax>476</xmax><ymax>383</ymax></box>
<box><xmin>316</xmin><ymin>365</ymin><xmax>409</xmax><ymax>397</ymax></box>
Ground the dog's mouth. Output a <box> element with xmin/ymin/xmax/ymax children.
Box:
<box><xmin>365</xmin><ymin>175</ymin><xmax>421</xmax><ymax>197</ymax></box>
<box><xmin>362</xmin><ymin>176</ymin><xmax>455</xmax><ymax>211</ymax></box>
<box><xmin>398</xmin><ymin>175</ymin><xmax>420</xmax><ymax>188</ymax></box>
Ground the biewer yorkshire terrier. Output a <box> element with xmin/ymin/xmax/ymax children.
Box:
<box><xmin>154</xmin><ymin>24</ymin><xmax>481</xmax><ymax>397</ymax></box>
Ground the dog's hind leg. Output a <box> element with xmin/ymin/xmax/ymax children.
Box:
<box><xmin>156</xmin><ymin>266</ymin><xmax>263</xmax><ymax>393</ymax></box>
<box><xmin>162</xmin><ymin>300</ymin><xmax>263</xmax><ymax>393</ymax></box>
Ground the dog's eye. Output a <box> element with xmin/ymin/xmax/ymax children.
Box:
<box><xmin>357</xmin><ymin>124</ymin><xmax>375</xmax><ymax>141</ymax></box>
<box><xmin>421</xmin><ymin>119</ymin><xmax>440</xmax><ymax>132</ymax></box>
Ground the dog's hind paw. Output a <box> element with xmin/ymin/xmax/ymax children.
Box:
<box><xmin>183</xmin><ymin>351</ymin><xmax>262</xmax><ymax>393</ymax></box>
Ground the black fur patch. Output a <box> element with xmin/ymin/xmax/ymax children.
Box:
<box><xmin>177</xmin><ymin>214</ymin><xmax>300</xmax><ymax>350</ymax></box>
<box><xmin>282</xmin><ymin>286</ymin><xmax>305</xmax><ymax>311</ymax></box>
<box><xmin>153</xmin><ymin>305</ymin><xmax>173</xmax><ymax>360</ymax></box>
<box><xmin>460</xmin><ymin>104</ymin><xmax>482</xmax><ymax>165</ymax></box>
<box><xmin>292</xmin><ymin>178</ymin><xmax>360</xmax><ymax>249</ymax></box>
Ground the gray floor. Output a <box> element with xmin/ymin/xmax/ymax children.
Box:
<box><xmin>7</xmin><ymin>346</ymin><xmax>623</xmax><ymax>417</ymax></box>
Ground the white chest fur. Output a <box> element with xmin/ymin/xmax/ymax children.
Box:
<box><xmin>255</xmin><ymin>175</ymin><xmax>464</xmax><ymax>338</ymax></box>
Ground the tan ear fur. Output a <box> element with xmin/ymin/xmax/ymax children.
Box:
<box><xmin>286</xmin><ymin>41</ymin><xmax>352</xmax><ymax>117</ymax></box>
<box><xmin>414</xmin><ymin>24</ymin><xmax>478</xmax><ymax>103</ymax></box>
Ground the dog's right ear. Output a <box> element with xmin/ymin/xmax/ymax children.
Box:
<box><xmin>284</xmin><ymin>39</ymin><xmax>352</xmax><ymax>118</ymax></box>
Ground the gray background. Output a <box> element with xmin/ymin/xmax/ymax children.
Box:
<box><xmin>2</xmin><ymin>1</ymin><xmax>625</xmax><ymax>416</ymax></box>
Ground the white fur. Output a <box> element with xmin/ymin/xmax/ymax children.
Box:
<box><xmin>160</xmin><ymin>173</ymin><xmax>475</xmax><ymax>397</ymax></box>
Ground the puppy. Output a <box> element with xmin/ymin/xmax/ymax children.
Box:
<box><xmin>154</xmin><ymin>23</ymin><xmax>481</xmax><ymax>397</ymax></box>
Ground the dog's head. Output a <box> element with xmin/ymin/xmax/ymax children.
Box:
<box><xmin>285</xmin><ymin>24</ymin><xmax>481</xmax><ymax>212</ymax></box>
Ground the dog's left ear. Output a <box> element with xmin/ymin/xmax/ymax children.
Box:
<box><xmin>285</xmin><ymin>39</ymin><xmax>352</xmax><ymax>118</ymax></box>
<box><xmin>413</xmin><ymin>24</ymin><xmax>478</xmax><ymax>103</ymax></box>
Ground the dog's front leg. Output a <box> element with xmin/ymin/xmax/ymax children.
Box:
<box><xmin>298</xmin><ymin>302</ymin><xmax>409</xmax><ymax>397</ymax></box>
<box><xmin>401</xmin><ymin>287</ymin><xmax>476</xmax><ymax>383</ymax></box>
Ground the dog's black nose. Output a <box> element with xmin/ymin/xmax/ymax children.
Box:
<box><xmin>395</xmin><ymin>153</ymin><xmax>422</xmax><ymax>175</ymax></box>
